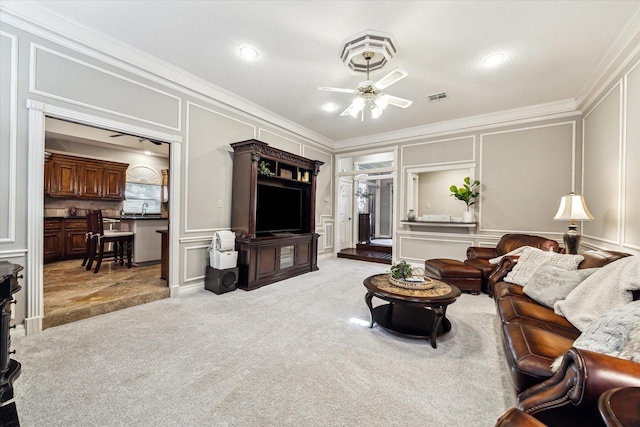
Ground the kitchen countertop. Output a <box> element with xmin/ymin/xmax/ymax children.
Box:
<box><xmin>116</xmin><ymin>216</ymin><xmax>168</xmax><ymax>220</ymax></box>
<box><xmin>45</xmin><ymin>216</ymin><xmax>168</xmax><ymax>220</ymax></box>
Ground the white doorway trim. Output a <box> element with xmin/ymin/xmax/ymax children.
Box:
<box><xmin>334</xmin><ymin>147</ymin><xmax>398</xmax><ymax>260</ymax></box>
<box><xmin>25</xmin><ymin>100</ymin><xmax>182</xmax><ymax>334</ymax></box>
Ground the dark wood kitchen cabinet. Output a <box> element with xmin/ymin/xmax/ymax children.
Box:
<box><xmin>45</xmin><ymin>153</ymin><xmax>128</xmax><ymax>200</ymax></box>
<box><xmin>49</xmin><ymin>157</ymin><xmax>78</xmax><ymax>198</ymax></box>
<box><xmin>44</xmin><ymin>218</ymin><xmax>88</xmax><ymax>263</ymax></box>
<box><xmin>43</xmin><ymin>219</ymin><xmax>63</xmax><ymax>263</ymax></box>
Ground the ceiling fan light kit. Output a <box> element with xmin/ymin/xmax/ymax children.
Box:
<box><xmin>319</xmin><ymin>41</ymin><xmax>413</xmax><ymax>121</ymax></box>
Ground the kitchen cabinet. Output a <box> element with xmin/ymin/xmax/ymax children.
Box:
<box><xmin>64</xmin><ymin>219</ymin><xmax>89</xmax><ymax>258</ymax></box>
<box><xmin>44</xmin><ymin>218</ymin><xmax>88</xmax><ymax>263</ymax></box>
<box><xmin>45</xmin><ymin>153</ymin><xmax>128</xmax><ymax>200</ymax></box>
<box><xmin>43</xmin><ymin>219</ymin><xmax>63</xmax><ymax>263</ymax></box>
<box><xmin>49</xmin><ymin>158</ymin><xmax>78</xmax><ymax>197</ymax></box>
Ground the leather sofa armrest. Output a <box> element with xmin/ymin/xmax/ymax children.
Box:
<box><xmin>517</xmin><ymin>348</ymin><xmax>640</xmax><ymax>426</ymax></box>
<box><xmin>487</xmin><ymin>256</ymin><xmax>518</xmax><ymax>296</ymax></box>
<box><xmin>495</xmin><ymin>408</ymin><xmax>548</xmax><ymax>427</ymax></box>
<box><xmin>466</xmin><ymin>246</ymin><xmax>498</xmax><ymax>260</ymax></box>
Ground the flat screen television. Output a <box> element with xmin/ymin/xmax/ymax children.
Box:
<box><xmin>256</xmin><ymin>184</ymin><xmax>303</xmax><ymax>233</ymax></box>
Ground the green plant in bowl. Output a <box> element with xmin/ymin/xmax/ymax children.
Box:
<box><xmin>390</xmin><ymin>260</ymin><xmax>413</xmax><ymax>280</ymax></box>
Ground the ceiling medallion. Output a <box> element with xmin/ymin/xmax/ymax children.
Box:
<box><xmin>339</xmin><ymin>29</ymin><xmax>397</xmax><ymax>74</ymax></box>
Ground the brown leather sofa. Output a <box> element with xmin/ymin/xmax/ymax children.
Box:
<box><xmin>465</xmin><ymin>234</ymin><xmax>560</xmax><ymax>294</ymax></box>
<box><xmin>492</xmin><ymin>249</ymin><xmax>640</xmax><ymax>426</ymax></box>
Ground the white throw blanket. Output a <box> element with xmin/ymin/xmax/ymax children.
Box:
<box><xmin>554</xmin><ymin>256</ymin><xmax>640</xmax><ymax>331</ymax></box>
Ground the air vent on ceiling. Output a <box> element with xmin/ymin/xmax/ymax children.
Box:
<box><xmin>428</xmin><ymin>92</ymin><xmax>448</xmax><ymax>102</ymax></box>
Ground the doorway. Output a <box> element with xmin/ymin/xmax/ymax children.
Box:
<box><xmin>335</xmin><ymin>149</ymin><xmax>396</xmax><ymax>265</ymax></box>
<box><xmin>42</xmin><ymin>118</ymin><xmax>172</xmax><ymax>328</ymax></box>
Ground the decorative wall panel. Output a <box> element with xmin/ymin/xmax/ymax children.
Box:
<box><xmin>623</xmin><ymin>63</ymin><xmax>640</xmax><ymax>249</ymax></box>
<box><xmin>582</xmin><ymin>85</ymin><xmax>622</xmax><ymax>245</ymax></box>
<box><xmin>184</xmin><ymin>102</ymin><xmax>255</xmax><ymax>233</ymax></box>
<box><xmin>402</xmin><ymin>136</ymin><xmax>474</xmax><ymax>167</ymax></box>
<box><xmin>0</xmin><ymin>33</ymin><xmax>17</xmax><ymax>243</ymax></box>
<box><xmin>31</xmin><ymin>45</ymin><xmax>181</xmax><ymax>130</ymax></box>
<box><xmin>480</xmin><ymin>122</ymin><xmax>574</xmax><ymax>233</ymax></box>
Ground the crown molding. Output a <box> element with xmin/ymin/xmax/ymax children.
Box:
<box><xmin>575</xmin><ymin>7</ymin><xmax>640</xmax><ymax>110</ymax></box>
<box><xmin>334</xmin><ymin>98</ymin><xmax>579</xmax><ymax>151</ymax></box>
<box><xmin>0</xmin><ymin>2</ymin><xmax>336</xmax><ymax>150</ymax></box>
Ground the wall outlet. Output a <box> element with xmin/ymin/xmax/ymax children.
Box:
<box><xmin>217</xmin><ymin>200</ymin><xmax>223</xmax><ymax>208</ymax></box>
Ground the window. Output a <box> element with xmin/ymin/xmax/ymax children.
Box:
<box><xmin>123</xmin><ymin>182</ymin><xmax>161</xmax><ymax>214</ymax></box>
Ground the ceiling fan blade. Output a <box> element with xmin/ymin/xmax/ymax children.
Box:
<box><xmin>373</xmin><ymin>67</ymin><xmax>408</xmax><ymax>90</ymax></box>
<box><xmin>318</xmin><ymin>86</ymin><xmax>358</xmax><ymax>94</ymax></box>
<box><xmin>339</xmin><ymin>103</ymin><xmax>357</xmax><ymax>117</ymax></box>
<box><xmin>385</xmin><ymin>95</ymin><xmax>413</xmax><ymax>109</ymax></box>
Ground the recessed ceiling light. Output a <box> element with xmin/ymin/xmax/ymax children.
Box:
<box><xmin>322</xmin><ymin>103</ymin><xmax>338</xmax><ymax>112</ymax></box>
<box><xmin>144</xmin><ymin>150</ymin><xmax>152</xmax><ymax>155</ymax></box>
<box><xmin>482</xmin><ymin>52</ymin><xmax>506</xmax><ymax>66</ymax></box>
<box><xmin>239</xmin><ymin>46</ymin><xmax>258</xmax><ymax>60</ymax></box>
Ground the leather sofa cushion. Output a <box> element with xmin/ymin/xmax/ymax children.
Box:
<box><xmin>497</xmin><ymin>299</ymin><xmax>580</xmax><ymax>339</ymax></box>
<box><xmin>579</xmin><ymin>249</ymin><xmax>630</xmax><ymax>269</ymax></box>
<box><xmin>493</xmin><ymin>282</ymin><xmax>533</xmax><ymax>302</ymax></box>
<box><xmin>502</xmin><ymin>323</ymin><xmax>576</xmax><ymax>392</ymax></box>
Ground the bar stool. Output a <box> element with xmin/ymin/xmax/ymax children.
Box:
<box><xmin>85</xmin><ymin>209</ymin><xmax>134</xmax><ymax>273</ymax></box>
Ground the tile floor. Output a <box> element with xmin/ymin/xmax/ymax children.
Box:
<box><xmin>43</xmin><ymin>259</ymin><xmax>169</xmax><ymax>329</ymax></box>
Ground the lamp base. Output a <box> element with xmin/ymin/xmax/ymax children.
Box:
<box><xmin>563</xmin><ymin>225</ymin><xmax>580</xmax><ymax>255</ymax></box>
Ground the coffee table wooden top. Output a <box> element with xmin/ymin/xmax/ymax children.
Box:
<box><xmin>363</xmin><ymin>273</ymin><xmax>461</xmax><ymax>304</ymax></box>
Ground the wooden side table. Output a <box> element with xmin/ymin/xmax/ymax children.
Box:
<box><xmin>598</xmin><ymin>386</ymin><xmax>640</xmax><ymax>427</ymax></box>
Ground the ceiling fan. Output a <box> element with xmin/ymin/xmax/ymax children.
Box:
<box><xmin>110</xmin><ymin>132</ymin><xmax>163</xmax><ymax>145</ymax></box>
<box><xmin>319</xmin><ymin>51</ymin><xmax>413</xmax><ymax>120</ymax></box>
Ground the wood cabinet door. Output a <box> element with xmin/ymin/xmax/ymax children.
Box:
<box><xmin>257</xmin><ymin>245</ymin><xmax>278</xmax><ymax>278</ymax></box>
<box><xmin>102</xmin><ymin>168</ymin><xmax>126</xmax><ymax>199</ymax></box>
<box><xmin>50</xmin><ymin>160</ymin><xmax>77</xmax><ymax>197</ymax></box>
<box><xmin>77</xmin><ymin>164</ymin><xmax>103</xmax><ymax>198</ymax></box>
<box><xmin>63</xmin><ymin>219</ymin><xmax>88</xmax><ymax>258</ymax></box>
<box><xmin>295</xmin><ymin>242</ymin><xmax>311</xmax><ymax>267</ymax></box>
<box><xmin>64</xmin><ymin>230</ymin><xmax>88</xmax><ymax>257</ymax></box>
<box><xmin>44</xmin><ymin>220</ymin><xmax>63</xmax><ymax>263</ymax></box>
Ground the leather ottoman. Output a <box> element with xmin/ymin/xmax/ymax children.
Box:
<box><xmin>424</xmin><ymin>258</ymin><xmax>482</xmax><ymax>294</ymax></box>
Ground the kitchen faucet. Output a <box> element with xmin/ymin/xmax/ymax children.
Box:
<box><xmin>142</xmin><ymin>202</ymin><xmax>148</xmax><ymax>216</ymax></box>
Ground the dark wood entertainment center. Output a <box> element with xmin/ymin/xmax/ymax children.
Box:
<box><xmin>230</xmin><ymin>139</ymin><xmax>324</xmax><ymax>290</ymax></box>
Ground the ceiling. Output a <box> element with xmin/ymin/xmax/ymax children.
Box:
<box><xmin>14</xmin><ymin>1</ymin><xmax>640</xmax><ymax>144</ymax></box>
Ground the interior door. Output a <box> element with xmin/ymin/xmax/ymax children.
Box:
<box><xmin>338</xmin><ymin>178</ymin><xmax>353</xmax><ymax>250</ymax></box>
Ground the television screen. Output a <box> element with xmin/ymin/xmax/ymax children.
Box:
<box><xmin>256</xmin><ymin>184</ymin><xmax>303</xmax><ymax>233</ymax></box>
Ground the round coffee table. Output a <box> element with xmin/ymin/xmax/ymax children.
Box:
<box><xmin>363</xmin><ymin>274</ymin><xmax>461</xmax><ymax>348</ymax></box>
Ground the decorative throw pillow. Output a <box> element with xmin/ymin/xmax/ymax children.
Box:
<box><xmin>523</xmin><ymin>264</ymin><xmax>599</xmax><ymax>309</ymax></box>
<box><xmin>554</xmin><ymin>256</ymin><xmax>640</xmax><ymax>331</ymax></box>
<box><xmin>489</xmin><ymin>246</ymin><xmax>529</xmax><ymax>265</ymax></box>
<box><xmin>503</xmin><ymin>247</ymin><xmax>583</xmax><ymax>286</ymax></box>
<box><xmin>551</xmin><ymin>300</ymin><xmax>640</xmax><ymax>372</ymax></box>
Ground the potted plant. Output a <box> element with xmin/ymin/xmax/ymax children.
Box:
<box><xmin>450</xmin><ymin>177</ymin><xmax>480</xmax><ymax>222</ymax></box>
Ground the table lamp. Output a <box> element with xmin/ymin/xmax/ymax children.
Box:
<box><xmin>553</xmin><ymin>192</ymin><xmax>594</xmax><ymax>254</ymax></box>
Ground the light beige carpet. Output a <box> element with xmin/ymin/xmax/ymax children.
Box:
<box><xmin>13</xmin><ymin>257</ymin><xmax>514</xmax><ymax>426</ymax></box>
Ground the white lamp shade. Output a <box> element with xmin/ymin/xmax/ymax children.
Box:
<box><xmin>553</xmin><ymin>193</ymin><xmax>594</xmax><ymax>221</ymax></box>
